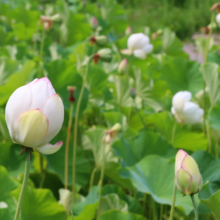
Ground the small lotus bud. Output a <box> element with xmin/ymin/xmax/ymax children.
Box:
<box><xmin>103</xmin><ymin>123</ymin><xmax>121</xmax><ymax>144</ymax></box>
<box><xmin>40</xmin><ymin>15</ymin><xmax>53</xmax><ymax>30</ymax></box>
<box><xmin>210</xmin><ymin>3</ymin><xmax>220</xmax><ymax>12</ymax></box>
<box><xmin>175</xmin><ymin>150</ymin><xmax>203</xmax><ymax>195</ymax></box>
<box><xmin>118</xmin><ymin>59</ymin><xmax>128</xmax><ymax>74</ymax></box>
<box><xmin>125</xmin><ymin>26</ymin><xmax>132</xmax><ymax>35</ymax></box>
<box><xmin>93</xmin><ymin>48</ymin><xmax>112</xmax><ymax>64</ymax></box>
<box><xmin>151</xmin><ymin>29</ymin><xmax>162</xmax><ymax>40</ymax></box>
<box><xmin>90</xmin><ymin>35</ymin><xmax>108</xmax><ymax>46</ymax></box>
<box><xmin>91</xmin><ymin>17</ymin><xmax>98</xmax><ymax>30</ymax></box>
<box><xmin>200</xmin><ymin>27</ymin><xmax>210</xmax><ymax>35</ymax></box>
<box><xmin>67</xmin><ymin>86</ymin><xmax>76</xmax><ymax>103</ymax></box>
<box><xmin>130</xmin><ymin>87</ymin><xmax>136</xmax><ymax>99</ymax></box>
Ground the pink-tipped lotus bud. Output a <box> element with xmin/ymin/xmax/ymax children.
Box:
<box><xmin>93</xmin><ymin>48</ymin><xmax>112</xmax><ymax>64</ymax></box>
<box><xmin>125</xmin><ymin>26</ymin><xmax>132</xmax><ymax>35</ymax></box>
<box><xmin>118</xmin><ymin>59</ymin><xmax>128</xmax><ymax>74</ymax></box>
<box><xmin>67</xmin><ymin>86</ymin><xmax>76</xmax><ymax>103</ymax></box>
<box><xmin>5</xmin><ymin>77</ymin><xmax>64</xmax><ymax>155</ymax></box>
<box><xmin>91</xmin><ymin>17</ymin><xmax>98</xmax><ymax>30</ymax></box>
<box><xmin>175</xmin><ymin>150</ymin><xmax>203</xmax><ymax>195</ymax></box>
<box><xmin>130</xmin><ymin>87</ymin><xmax>136</xmax><ymax>99</ymax></box>
<box><xmin>90</xmin><ymin>35</ymin><xmax>108</xmax><ymax>46</ymax></box>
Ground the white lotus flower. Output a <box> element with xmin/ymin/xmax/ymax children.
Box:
<box><xmin>121</xmin><ymin>33</ymin><xmax>153</xmax><ymax>59</ymax></box>
<box><xmin>216</xmin><ymin>13</ymin><xmax>220</xmax><ymax>26</ymax></box>
<box><xmin>5</xmin><ymin>77</ymin><xmax>64</xmax><ymax>154</ymax></box>
<box><xmin>171</xmin><ymin>91</ymin><xmax>204</xmax><ymax>124</ymax></box>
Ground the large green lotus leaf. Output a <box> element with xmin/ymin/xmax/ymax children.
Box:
<box><xmin>147</xmin><ymin>111</ymin><xmax>175</xmax><ymax>141</ymax></box>
<box><xmin>65</xmin><ymin>13</ymin><xmax>92</xmax><ymax>46</ymax></box>
<box><xmin>127</xmin><ymin>155</ymin><xmax>196</xmax><ymax>215</ymax></box>
<box><xmin>160</xmin><ymin>57</ymin><xmax>203</xmax><ymax>95</ymax></box>
<box><xmin>200</xmin><ymin>63</ymin><xmax>220</xmax><ymax>107</ymax></box>
<box><xmin>99</xmin><ymin>193</ymin><xmax>128</xmax><ymax>215</ymax></box>
<box><xmin>72</xmin><ymin>186</ymin><xmax>99</xmax><ymax>218</ymax></box>
<box><xmin>208</xmin><ymin>104</ymin><xmax>220</xmax><ymax>130</ymax></box>
<box><xmin>0</xmin><ymin>60</ymin><xmax>35</xmax><ymax>105</ymax></box>
<box><xmin>0</xmin><ymin>143</ymin><xmax>35</xmax><ymax>178</ymax></box>
<box><xmin>0</xmin><ymin>57</ymin><xmax>20</xmax><ymax>85</ymax></box>
<box><xmin>102</xmin><ymin>184</ymin><xmax>144</xmax><ymax>215</ymax></box>
<box><xmin>97</xmin><ymin>210</ymin><xmax>146</xmax><ymax>220</ymax></box>
<box><xmin>112</xmin><ymin>131</ymin><xmax>175</xmax><ymax>168</ymax></box>
<box><xmin>192</xmin><ymin>150</ymin><xmax>220</xmax><ymax>183</ymax></box>
<box><xmin>0</xmin><ymin>25</ymin><xmax>15</xmax><ymax>47</ymax></box>
<box><xmin>133</xmin><ymin>66</ymin><xmax>162</xmax><ymax>112</ymax></box>
<box><xmin>0</xmin><ymin>166</ymin><xmax>18</xmax><ymax>220</ymax></box>
<box><xmin>11</xmin><ymin>186</ymin><xmax>66</xmax><ymax>220</ymax></box>
<box><xmin>46</xmin><ymin>127</ymin><xmax>91</xmax><ymax>187</ymax></box>
<box><xmin>199</xmin><ymin>182</ymin><xmax>220</xmax><ymax>219</ymax></box>
<box><xmin>174</xmin><ymin>129</ymin><xmax>207</xmax><ymax>151</ymax></box>
<box><xmin>162</xmin><ymin>28</ymin><xmax>187</xmax><ymax>57</ymax></box>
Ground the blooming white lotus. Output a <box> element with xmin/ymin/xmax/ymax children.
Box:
<box><xmin>121</xmin><ymin>33</ymin><xmax>153</xmax><ymax>59</ymax></box>
<box><xmin>5</xmin><ymin>77</ymin><xmax>64</xmax><ymax>154</ymax></box>
<box><xmin>171</xmin><ymin>91</ymin><xmax>204</xmax><ymax>124</ymax></box>
<box><xmin>175</xmin><ymin>149</ymin><xmax>203</xmax><ymax>195</ymax></box>
<box><xmin>216</xmin><ymin>13</ymin><xmax>220</xmax><ymax>27</ymax></box>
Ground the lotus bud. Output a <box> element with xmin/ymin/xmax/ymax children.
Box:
<box><xmin>5</xmin><ymin>77</ymin><xmax>64</xmax><ymax>155</ymax></box>
<box><xmin>40</xmin><ymin>15</ymin><xmax>53</xmax><ymax>30</ymax></box>
<box><xmin>90</xmin><ymin>35</ymin><xmax>108</xmax><ymax>46</ymax></box>
<box><xmin>67</xmin><ymin>86</ymin><xmax>76</xmax><ymax>103</ymax></box>
<box><xmin>93</xmin><ymin>48</ymin><xmax>112</xmax><ymax>64</ymax></box>
<box><xmin>130</xmin><ymin>87</ymin><xmax>136</xmax><ymax>99</ymax></box>
<box><xmin>210</xmin><ymin>3</ymin><xmax>220</xmax><ymax>12</ymax></box>
<box><xmin>125</xmin><ymin>26</ymin><xmax>132</xmax><ymax>35</ymax></box>
<box><xmin>175</xmin><ymin>150</ymin><xmax>203</xmax><ymax>195</ymax></box>
<box><xmin>102</xmin><ymin>123</ymin><xmax>121</xmax><ymax>144</ymax></box>
<box><xmin>91</xmin><ymin>17</ymin><xmax>98</xmax><ymax>30</ymax></box>
<box><xmin>118</xmin><ymin>59</ymin><xmax>128</xmax><ymax>74</ymax></box>
<box><xmin>152</xmin><ymin>29</ymin><xmax>162</xmax><ymax>40</ymax></box>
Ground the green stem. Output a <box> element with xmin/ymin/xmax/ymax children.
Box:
<box><xmin>97</xmin><ymin>144</ymin><xmax>106</xmax><ymax>217</ymax></box>
<box><xmin>216</xmin><ymin>141</ymin><xmax>219</xmax><ymax>158</ymax></box>
<box><xmin>89</xmin><ymin>166</ymin><xmax>97</xmax><ymax>192</ymax></box>
<box><xmin>38</xmin><ymin>27</ymin><xmax>46</xmax><ymax>78</ymax></box>
<box><xmin>65</xmin><ymin>103</ymin><xmax>74</xmax><ymax>189</ymax></box>
<box><xmin>171</xmin><ymin>121</ymin><xmax>177</xmax><ymax>145</ymax></box>
<box><xmin>14</xmin><ymin>148</ymin><xmax>31</xmax><ymax>220</ymax></box>
<box><xmin>160</xmin><ymin>204</ymin><xmax>163</xmax><ymax>220</ymax></box>
<box><xmin>190</xmin><ymin>194</ymin><xmax>199</xmax><ymax>220</ymax></box>
<box><xmin>72</xmin><ymin>62</ymin><xmax>89</xmax><ymax>203</ymax></box>
<box><xmin>134</xmin><ymin>100</ymin><xmax>147</xmax><ymax>130</ymax></box>
<box><xmin>169</xmin><ymin>184</ymin><xmax>177</xmax><ymax>220</ymax></box>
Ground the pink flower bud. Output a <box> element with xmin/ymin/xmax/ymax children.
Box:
<box><xmin>175</xmin><ymin>150</ymin><xmax>203</xmax><ymax>195</ymax></box>
<box><xmin>5</xmin><ymin>77</ymin><xmax>64</xmax><ymax>154</ymax></box>
<box><xmin>118</xmin><ymin>59</ymin><xmax>128</xmax><ymax>74</ymax></box>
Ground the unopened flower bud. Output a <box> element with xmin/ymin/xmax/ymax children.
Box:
<box><xmin>118</xmin><ymin>59</ymin><xmax>128</xmax><ymax>74</ymax></box>
<box><xmin>102</xmin><ymin>123</ymin><xmax>121</xmax><ymax>144</ymax></box>
<box><xmin>125</xmin><ymin>26</ymin><xmax>132</xmax><ymax>35</ymax></box>
<box><xmin>200</xmin><ymin>27</ymin><xmax>210</xmax><ymax>35</ymax></box>
<box><xmin>151</xmin><ymin>29</ymin><xmax>162</xmax><ymax>40</ymax></box>
<box><xmin>130</xmin><ymin>87</ymin><xmax>136</xmax><ymax>99</ymax></box>
<box><xmin>90</xmin><ymin>35</ymin><xmax>108</xmax><ymax>46</ymax></box>
<box><xmin>210</xmin><ymin>3</ymin><xmax>220</xmax><ymax>12</ymax></box>
<box><xmin>67</xmin><ymin>86</ymin><xmax>76</xmax><ymax>103</ymax></box>
<box><xmin>93</xmin><ymin>48</ymin><xmax>112</xmax><ymax>64</ymax></box>
<box><xmin>40</xmin><ymin>15</ymin><xmax>53</xmax><ymax>30</ymax></box>
<box><xmin>175</xmin><ymin>150</ymin><xmax>203</xmax><ymax>195</ymax></box>
<box><xmin>91</xmin><ymin>17</ymin><xmax>98</xmax><ymax>30</ymax></box>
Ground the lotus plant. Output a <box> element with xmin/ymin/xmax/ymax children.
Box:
<box><xmin>121</xmin><ymin>33</ymin><xmax>153</xmax><ymax>59</ymax></box>
<box><xmin>171</xmin><ymin>91</ymin><xmax>204</xmax><ymax>124</ymax></box>
<box><xmin>6</xmin><ymin>77</ymin><xmax>64</xmax><ymax>220</ymax></box>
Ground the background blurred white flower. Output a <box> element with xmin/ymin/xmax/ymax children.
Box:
<box><xmin>121</xmin><ymin>33</ymin><xmax>153</xmax><ymax>59</ymax></box>
<box><xmin>171</xmin><ymin>91</ymin><xmax>204</xmax><ymax>124</ymax></box>
<box><xmin>216</xmin><ymin>13</ymin><xmax>220</xmax><ymax>27</ymax></box>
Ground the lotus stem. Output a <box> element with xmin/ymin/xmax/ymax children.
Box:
<box><xmin>190</xmin><ymin>194</ymin><xmax>199</xmax><ymax>220</ymax></box>
<box><xmin>14</xmin><ymin>147</ymin><xmax>31</xmax><ymax>220</ymax></box>
<box><xmin>65</xmin><ymin>102</ymin><xmax>74</xmax><ymax>189</ymax></box>
<box><xmin>169</xmin><ymin>183</ymin><xmax>176</xmax><ymax>220</ymax></box>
